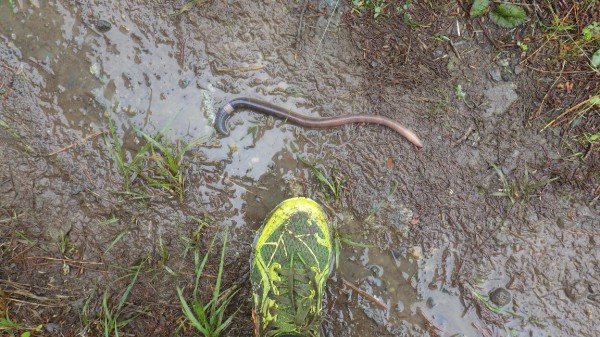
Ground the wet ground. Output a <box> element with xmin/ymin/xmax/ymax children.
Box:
<box><xmin>1</xmin><ymin>1</ymin><xmax>598</xmax><ymax>336</ymax></box>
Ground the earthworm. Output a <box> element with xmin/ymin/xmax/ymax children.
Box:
<box><xmin>214</xmin><ymin>97</ymin><xmax>423</xmax><ymax>148</ymax></box>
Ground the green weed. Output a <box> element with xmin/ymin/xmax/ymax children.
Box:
<box><xmin>98</xmin><ymin>216</ymin><xmax>119</xmax><ymax>226</ymax></box>
<box><xmin>352</xmin><ymin>0</ymin><xmax>388</xmax><ymax>20</ymax></box>
<box><xmin>81</xmin><ymin>263</ymin><xmax>145</xmax><ymax>337</ymax></box>
<box><xmin>365</xmin><ymin>180</ymin><xmax>398</xmax><ymax>221</ymax></box>
<box><xmin>490</xmin><ymin>164</ymin><xmax>558</xmax><ymax>206</ymax></box>
<box><xmin>0</xmin><ymin>305</ymin><xmax>44</xmax><ymax>336</ymax></box>
<box><xmin>157</xmin><ymin>236</ymin><xmax>169</xmax><ymax>266</ymax></box>
<box><xmin>104</xmin><ymin>228</ymin><xmax>129</xmax><ymax>255</ymax></box>
<box><xmin>105</xmin><ymin>119</ymin><xmax>203</xmax><ymax>201</ymax></box>
<box><xmin>170</xmin><ymin>0</ymin><xmax>207</xmax><ymax>17</ymax></box>
<box><xmin>470</xmin><ymin>1</ymin><xmax>528</xmax><ymax>28</ymax></box>
<box><xmin>299</xmin><ymin>158</ymin><xmax>345</xmax><ymax>202</ymax></box>
<box><xmin>180</xmin><ymin>217</ymin><xmax>210</xmax><ymax>260</ymax></box>
<box><xmin>396</xmin><ymin>1</ymin><xmax>422</xmax><ymax>28</ymax></box>
<box><xmin>176</xmin><ymin>230</ymin><xmax>238</xmax><ymax>337</ymax></box>
<box><xmin>57</xmin><ymin>229</ymin><xmax>76</xmax><ymax>275</ymax></box>
<box><xmin>332</xmin><ymin>224</ymin><xmax>373</xmax><ymax>269</ymax></box>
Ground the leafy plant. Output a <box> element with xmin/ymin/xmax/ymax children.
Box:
<box><xmin>581</xmin><ymin>22</ymin><xmax>600</xmax><ymax>42</ymax></box>
<box><xmin>470</xmin><ymin>1</ymin><xmax>528</xmax><ymax>29</ymax></box>
<box><xmin>489</xmin><ymin>3</ymin><xmax>528</xmax><ymax>28</ymax></box>
<box><xmin>176</xmin><ymin>230</ymin><xmax>239</xmax><ymax>337</ymax></box>
<box><xmin>490</xmin><ymin>164</ymin><xmax>558</xmax><ymax>206</ymax></box>
<box><xmin>591</xmin><ymin>49</ymin><xmax>600</xmax><ymax>68</ymax></box>
<box><xmin>396</xmin><ymin>1</ymin><xmax>421</xmax><ymax>28</ymax></box>
<box><xmin>469</xmin><ymin>0</ymin><xmax>489</xmax><ymax>18</ymax></box>
<box><xmin>352</xmin><ymin>0</ymin><xmax>388</xmax><ymax>20</ymax></box>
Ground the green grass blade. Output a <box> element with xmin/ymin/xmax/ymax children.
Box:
<box><xmin>211</xmin><ymin>230</ymin><xmax>228</xmax><ymax>315</ymax></box>
<box><xmin>116</xmin><ymin>263</ymin><xmax>143</xmax><ymax>313</ymax></box>
<box><xmin>176</xmin><ymin>286</ymin><xmax>209</xmax><ymax>335</ymax></box>
<box><xmin>105</xmin><ymin>228</ymin><xmax>129</xmax><ymax>255</ymax></box>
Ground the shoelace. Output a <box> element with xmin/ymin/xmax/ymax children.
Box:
<box><xmin>262</xmin><ymin>258</ymin><xmax>323</xmax><ymax>337</ymax></box>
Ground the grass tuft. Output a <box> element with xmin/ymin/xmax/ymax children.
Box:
<box><xmin>299</xmin><ymin>157</ymin><xmax>345</xmax><ymax>202</ymax></box>
<box><xmin>176</xmin><ymin>230</ymin><xmax>239</xmax><ymax>337</ymax></box>
<box><xmin>105</xmin><ymin>119</ymin><xmax>203</xmax><ymax>201</ymax></box>
<box><xmin>80</xmin><ymin>262</ymin><xmax>145</xmax><ymax>337</ymax></box>
<box><xmin>490</xmin><ymin>164</ymin><xmax>558</xmax><ymax>206</ymax></box>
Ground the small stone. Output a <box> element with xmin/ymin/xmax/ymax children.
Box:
<box><xmin>426</xmin><ymin>297</ymin><xmax>437</xmax><ymax>308</ymax></box>
<box><xmin>96</xmin><ymin>19</ymin><xmax>112</xmax><ymax>33</ymax></box>
<box><xmin>395</xmin><ymin>301</ymin><xmax>405</xmax><ymax>312</ymax></box>
<box><xmin>489</xmin><ymin>68</ymin><xmax>502</xmax><ymax>82</ymax></box>
<box><xmin>496</xmin><ymin>58</ymin><xmax>509</xmax><ymax>67</ymax></box>
<box><xmin>556</xmin><ymin>217</ymin><xmax>573</xmax><ymax>229</ymax></box>
<box><xmin>514</xmin><ymin>65</ymin><xmax>524</xmax><ymax>75</ymax></box>
<box><xmin>368</xmin><ymin>264</ymin><xmax>384</xmax><ymax>278</ymax></box>
<box><xmin>407</xmin><ymin>246</ymin><xmax>422</xmax><ymax>260</ymax></box>
<box><xmin>489</xmin><ymin>287</ymin><xmax>511</xmax><ymax>307</ymax></box>
<box><xmin>565</xmin><ymin>281</ymin><xmax>587</xmax><ymax>302</ymax></box>
<box><xmin>45</xmin><ymin>323</ymin><xmax>60</xmax><ymax>334</ymax></box>
<box><xmin>501</xmin><ymin>69</ymin><xmax>513</xmax><ymax>82</ymax></box>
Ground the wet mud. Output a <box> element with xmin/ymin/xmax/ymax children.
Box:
<box><xmin>1</xmin><ymin>1</ymin><xmax>598</xmax><ymax>336</ymax></box>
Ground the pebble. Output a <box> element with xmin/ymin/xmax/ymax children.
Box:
<box><xmin>96</xmin><ymin>19</ymin><xmax>112</xmax><ymax>33</ymax></box>
<box><xmin>489</xmin><ymin>68</ymin><xmax>502</xmax><ymax>82</ymax></box>
<box><xmin>489</xmin><ymin>287</ymin><xmax>511</xmax><ymax>307</ymax></box>
<box><xmin>514</xmin><ymin>65</ymin><xmax>525</xmax><ymax>75</ymax></box>
<box><xmin>426</xmin><ymin>297</ymin><xmax>438</xmax><ymax>308</ymax></box>
<box><xmin>407</xmin><ymin>246</ymin><xmax>422</xmax><ymax>260</ymax></box>
<box><xmin>501</xmin><ymin>69</ymin><xmax>514</xmax><ymax>82</ymax></box>
<box><xmin>565</xmin><ymin>281</ymin><xmax>587</xmax><ymax>302</ymax></box>
<box><xmin>496</xmin><ymin>58</ymin><xmax>509</xmax><ymax>67</ymax></box>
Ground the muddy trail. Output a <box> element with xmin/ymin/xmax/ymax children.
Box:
<box><xmin>1</xmin><ymin>1</ymin><xmax>598</xmax><ymax>336</ymax></box>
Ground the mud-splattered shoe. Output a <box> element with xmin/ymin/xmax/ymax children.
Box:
<box><xmin>250</xmin><ymin>197</ymin><xmax>333</xmax><ymax>337</ymax></box>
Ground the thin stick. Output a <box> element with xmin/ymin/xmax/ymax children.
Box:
<box><xmin>294</xmin><ymin>0</ymin><xmax>310</xmax><ymax>60</ymax></box>
<box><xmin>215</xmin><ymin>64</ymin><xmax>266</xmax><ymax>73</ymax></box>
<box><xmin>472</xmin><ymin>322</ymin><xmax>492</xmax><ymax>337</ymax></box>
<box><xmin>23</xmin><ymin>256</ymin><xmax>103</xmax><ymax>265</ymax></box>
<box><xmin>47</xmin><ymin>131</ymin><xmax>104</xmax><ymax>156</ymax></box>
<box><xmin>341</xmin><ymin>277</ymin><xmax>388</xmax><ymax>310</ymax></box>
<box><xmin>531</xmin><ymin>60</ymin><xmax>566</xmax><ymax>121</ymax></box>
<box><xmin>306</xmin><ymin>0</ymin><xmax>340</xmax><ymax>71</ymax></box>
<box><xmin>418</xmin><ymin>307</ymin><xmax>446</xmax><ymax>336</ymax></box>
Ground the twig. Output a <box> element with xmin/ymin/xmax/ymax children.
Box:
<box><xmin>530</xmin><ymin>60</ymin><xmax>565</xmax><ymax>121</ymax></box>
<box><xmin>341</xmin><ymin>277</ymin><xmax>389</xmax><ymax>310</ymax></box>
<box><xmin>306</xmin><ymin>0</ymin><xmax>340</xmax><ymax>71</ymax></box>
<box><xmin>472</xmin><ymin>322</ymin><xmax>492</xmax><ymax>337</ymax></box>
<box><xmin>418</xmin><ymin>307</ymin><xmax>446</xmax><ymax>336</ymax></box>
<box><xmin>23</xmin><ymin>256</ymin><xmax>103</xmax><ymax>264</ymax></box>
<box><xmin>294</xmin><ymin>0</ymin><xmax>310</xmax><ymax>61</ymax></box>
<box><xmin>47</xmin><ymin>131</ymin><xmax>104</xmax><ymax>156</ymax></box>
<box><xmin>215</xmin><ymin>64</ymin><xmax>266</xmax><ymax>73</ymax></box>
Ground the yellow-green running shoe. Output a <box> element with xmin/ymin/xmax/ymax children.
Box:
<box><xmin>251</xmin><ymin>197</ymin><xmax>333</xmax><ymax>337</ymax></box>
